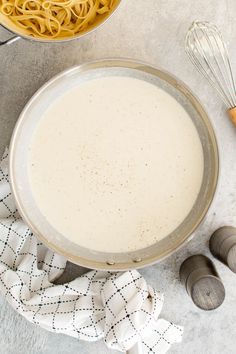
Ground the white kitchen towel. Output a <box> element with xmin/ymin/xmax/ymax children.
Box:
<box><xmin>0</xmin><ymin>149</ymin><xmax>183</xmax><ymax>353</ymax></box>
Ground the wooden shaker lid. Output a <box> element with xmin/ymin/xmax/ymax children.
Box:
<box><xmin>180</xmin><ymin>255</ymin><xmax>225</xmax><ymax>311</ymax></box>
<box><xmin>210</xmin><ymin>226</ymin><xmax>236</xmax><ymax>273</ymax></box>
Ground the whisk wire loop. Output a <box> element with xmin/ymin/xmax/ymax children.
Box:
<box><xmin>185</xmin><ymin>21</ymin><xmax>236</xmax><ymax>109</ymax></box>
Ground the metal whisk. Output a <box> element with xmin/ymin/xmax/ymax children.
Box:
<box><xmin>185</xmin><ymin>21</ymin><xmax>236</xmax><ymax>126</ymax></box>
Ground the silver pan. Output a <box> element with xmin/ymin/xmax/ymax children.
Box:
<box><xmin>0</xmin><ymin>0</ymin><xmax>121</xmax><ymax>46</ymax></box>
<box><xmin>9</xmin><ymin>58</ymin><xmax>219</xmax><ymax>271</ymax></box>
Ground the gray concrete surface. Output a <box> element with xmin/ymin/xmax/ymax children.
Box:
<box><xmin>1</xmin><ymin>0</ymin><xmax>236</xmax><ymax>353</ymax></box>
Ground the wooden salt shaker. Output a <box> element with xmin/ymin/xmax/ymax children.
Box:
<box><xmin>180</xmin><ymin>255</ymin><xmax>225</xmax><ymax>310</ymax></box>
<box><xmin>210</xmin><ymin>226</ymin><xmax>236</xmax><ymax>273</ymax></box>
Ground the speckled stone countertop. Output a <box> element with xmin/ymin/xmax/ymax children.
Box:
<box><xmin>1</xmin><ymin>1</ymin><xmax>236</xmax><ymax>353</ymax></box>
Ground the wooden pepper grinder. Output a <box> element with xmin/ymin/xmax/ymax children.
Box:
<box><xmin>180</xmin><ymin>255</ymin><xmax>225</xmax><ymax>310</ymax></box>
<box><xmin>210</xmin><ymin>226</ymin><xmax>236</xmax><ymax>273</ymax></box>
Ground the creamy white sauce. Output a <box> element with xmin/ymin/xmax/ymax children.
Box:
<box><xmin>29</xmin><ymin>76</ymin><xmax>204</xmax><ymax>253</ymax></box>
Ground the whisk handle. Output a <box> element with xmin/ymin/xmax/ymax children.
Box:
<box><xmin>228</xmin><ymin>107</ymin><xmax>236</xmax><ymax>127</ymax></box>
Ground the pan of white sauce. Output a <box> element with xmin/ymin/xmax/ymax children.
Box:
<box><xmin>9</xmin><ymin>59</ymin><xmax>219</xmax><ymax>270</ymax></box>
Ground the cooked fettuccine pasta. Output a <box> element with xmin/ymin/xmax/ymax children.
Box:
<box><xmin>0</xmin><ymin>0</ymin><xmax>116</xmax><ymax>39</ymax></box>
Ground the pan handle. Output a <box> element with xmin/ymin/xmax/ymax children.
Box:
<box><xmin>0</xmin><ymin>34</ymin><xmax>20</xmax><ymax>46</ymax></box>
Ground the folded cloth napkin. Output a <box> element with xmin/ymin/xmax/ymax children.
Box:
<box><xmin>0</xmin><ymin>149</ymin><xmax>183</xmax><ymax>353</ymax></box>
